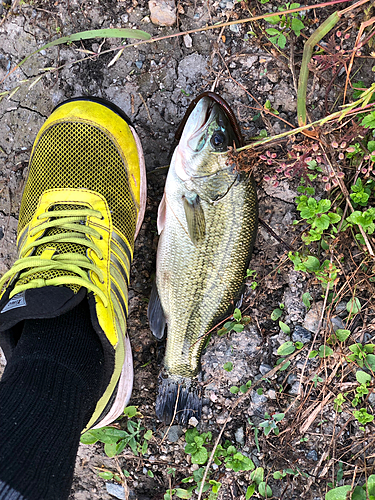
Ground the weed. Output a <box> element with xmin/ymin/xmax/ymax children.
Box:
<box><xmin>80</xmin><ymin>407</ymin><xmax>152</xmax><ymax>458</ymax></box>
<box><xmin>223</xmin><ymin>361</ymin><xmax>233</xmax><ymax>372</ymax></box>
<box><xmin>246</xmin><ymin>269</ymin><xmax>258</xmax><ymax>290</ymax></box>
<box><xmin>246</xmin><ymin>467</ymin><xmax>273</xmax><ymax>498</ymax></box>
<box><xmin>265</xmin><ymin>3</ymin><xmax>305</xmax><ymax>49</ymax></box>
<box><xmin>346</xmin><ymin>342</ymin><xmax>375</xmax><ymax>369</ymax></box>
<box><xmin>184</xmin><ymin>429</ymin><xmax>212</xmax><ymax>465</ymax></box>
<box><xmin>230</xmin><ymin>380</ymin><xmax>252</xmax><ymax>395</ymax></box>
<box><xmin>326</xmin><ymin>474</ymin><xmax>375</xmax><ymax>500</ymax></box>
<box><xmin>217</xmin><ymin>308</ymin><xmax>251</xmax><ymax>336</ymax></box>
<box><xmin>271</xmin><ymin>303</ymin><xmax>284</xmax><ymax>321</ymax></box>
<box><xmin>259</xmin><ymin>412</ymin><xmax>285</xmax><ymax>436</ymax></box>
<box><xmin>295</xmin><ymin>194</ymin><xmax>341</xmax><ymax>244</ymax></box>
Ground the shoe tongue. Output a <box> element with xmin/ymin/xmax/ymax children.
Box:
<box><xmin>0</xmin><ymin>286</ymin><xmax>87</xmax><ymax>332</ymax></box>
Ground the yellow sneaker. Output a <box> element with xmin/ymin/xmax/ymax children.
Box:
<box><xmin>0</xmin><ymin>97</ymin><xmax>146</xmax><ymax>430</ymax></box>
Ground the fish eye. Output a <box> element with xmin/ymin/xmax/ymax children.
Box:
<box><xmin>210</xmin><ymin>131</ymin><xmax>227</xmax><ymax>150</ymax></box>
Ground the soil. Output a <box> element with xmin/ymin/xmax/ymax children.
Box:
<box><xmin>0</xmin><ymin>1</ymin><xmax>374</xmax><ymax>499</ymax></box>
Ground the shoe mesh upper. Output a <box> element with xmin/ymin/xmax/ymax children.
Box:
<box><xmin>19</xmin><ymin>121</ymin><xmax>138</xmax><ymax>247</ymax></box>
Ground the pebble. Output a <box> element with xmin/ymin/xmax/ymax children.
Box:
<box><xmin>292</xmin><ymin>325</ymin><xmax>312</xmax><ymax>344</ymax></box>
<box><xmin>235</xmin><ymin>427</ymin><xmax>245</xmax><ymax>445</ymax></box>
<box><xmin>306</xmin><ymin>449</ymin><xmax>318</xmax><ymax>461</ymax></box>
<box><xmin>188</xmin><ymin>416</ymin><xmax>199</xmax><ymax>427</ymax></box>
<box><xmin>289</xmin><ymin>382</ymin><xmax>300</xmax><ymax>395</ymax></box>
<box><xmin>330</xmin><ymin>316</ymin><xmax>345</xmax><ymax>332</ymax></box>
<box><xmin>267</xmin><ymin>389</ymin><xmax>276</xmax><ymax>399</ymax></box>
<box><xmin>251</xmin><ymin>390</ymin><xmax>268</xmax><ymax>405</ymax></box>
<box><xmin>335</xmin><ymin>301</ymin><xmax>347</xmax><ymax>315</ymax></box>
<box><xmin>148</xmin><ymin>0</ymin><xmax>176</xmax><ymax>26</ymax></box>
<box><xmin>106</xmin><ymin>483</ymin><xmax>125</xmax><ymax>500</ymax></box>
<box><xmin>135</xmin><ymin>61</ymin><xmax>143</xmax><ymax>69</ymax></box>
<box><xmin>183</xmin><ymin>34</ymin><xmax>192</xmax><ymax>48</ymax></box>
<box><xmin>229</xmin><ymin>24</ymin><xmax>240</xmax><ymax>33</ymax></box>
<box><xmin>303</xmin><ymin>302</ymin><xmax>324</xmax><ymax>333</ymax></box>
<box><xmin>166</xmin><ymin>425</ymin><xmax>183</xmax><ymax>443</ymax></box>
<box><xmin>369</xmin><ymin>392</ymin><xmax>375</xmax><ymax>407</ymax></box>
<box><xmin>259</xmin><ymin>363</ymin><xmax>272</xmax><ymax>375</ymax></box>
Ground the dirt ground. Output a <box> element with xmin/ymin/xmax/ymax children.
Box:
<box><xmin>1</xmin><ymin>0</ymin><xmax>375</xmax><ymax>499</ymax></box>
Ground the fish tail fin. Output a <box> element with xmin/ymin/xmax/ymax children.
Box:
<box><xmin>155</xmin><ymin>373</ymin><xmax>202</xmax><ymax>425</ymax></box>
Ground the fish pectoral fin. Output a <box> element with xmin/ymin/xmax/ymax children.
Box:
<box><xmin>147</xmin><ymin>281</ymin><xmax>166</xmax><ymax>340</ymax></box>
<box><xmin>183</xmin><ymin>194</ymin><xmax>206</xmax><ymax>244</ymax></box>
<box><xmin>157</xmin><ymin>192</ymin><xmax>167</xmax><ymax>235</ymax></box>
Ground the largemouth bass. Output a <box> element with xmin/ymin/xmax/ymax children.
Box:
<box><xmin>148</xmin><ymin>92</ymin><xmax>258</xmax><ymax>424</ymax></box>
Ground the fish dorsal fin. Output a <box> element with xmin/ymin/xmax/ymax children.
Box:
<box><xmin>157</xmin><ymin>192</ymin><xmax>167</xmax><ymax>235</ymax></box>
<box><xmin>183</xmin><ymin>194</ymin><xmax>206</xmax><ymax>244</ymax></box>
<box><xmin>148</xmin><ymin>281</ymin><xmax>166</xmax><ymax>340</ymax></box>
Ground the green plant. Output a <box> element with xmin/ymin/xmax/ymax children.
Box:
<box><xmin>350</xmin><ymin>178</ymin><xmax>373</xmax><ymax>206</ymax></box>
<box><xmin>80</xmin><ymin>413</ymin><xmax>152</xmax><ymax>458</ymax></box>
<box><xmin>295</xmin><ymin>195</ymin><xmax>341</xmax><ymax>244</ymax></box>
<box><xmin>95</xmin><ymin>467</ymin><xmax>122</xmax><ymax>482</ymax></box>
<box><xmin>246</xmin><ymin>467</ymin><xmax>273</xmax><ymax>498</ymax></box>
<box><xmin>312</xmin><ymin>375</ymin><xmax>323</xmax><ymax>387</ymax></box>
<box><xmin>230</xmin><ymin>380</ymin><xmax>252</xmax><ymax>395</ymax></box>
<box><xmin>302</xmin><ymin>291</ymin><xmax>312</xmax><ymax>309</ymax></box>
<box><xmin>326</xmin><ymin>474</ymin><xmax>375</xmax><ymax>500</ymax></box>
<box><xmin>184</xmin><ymin>429</ymin><xmax>212</xmax><ymax>465</ymax></box>
<box><xmin>217</xmin><ymin>308</ymin><xmax>251</xmax><ymax>336</ymax></box>
<box><xmin>346</xmin><ymin>208</ymin><xmax>375</xmax><ymax>244</ymax></box>
<box><xmin>289</xmin><ymin>252</ymin><xmax>339</xmax><ymax>289</ymax></box>
<box><xmin>334</xmin><ymin>393</ymin><xmax>346</xmax><ymax>413</ymax></box>
<box><xmin>246</xmin><ymin>269</ymin><xmax>258</xmax><ymax>290</ymax></box>
<box><xmin>346</xmin><ymin>343</ymin><xmax>375</xmax><ymax>369</ymax></box>
<box><xmin>265</xmin><ymin>3</ymin><xmax>305</xmax><ymax>49</ymax></box>
<box><xmin>224</xmin><ymin>448</ymin><xmax>255</xmax><ymax>472</ymax></box>
<box><xmin>223</xmin><ymin>361</ymin><xmax>233</xmax><ymax>372</ymax></box>
<box><xmin>259</xmin><ymin>412</ymin><xmax>285</xmax><ymax>436</ymax></box>
<box><xmin>271</xmin><ymin>303</ymin><xmax>284</xmax><ymax>321</ymax></box>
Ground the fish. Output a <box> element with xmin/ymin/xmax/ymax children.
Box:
<box><xmin>148</xmin><ymin>92</ymin><xmax>258</xmax><ymax>424</ymax></box>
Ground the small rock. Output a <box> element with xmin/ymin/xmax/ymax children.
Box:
<box><xmin>216</xmin><ymin>413</ymin><xmax>231</xmax><ymax>425</ymax></box>
<box><xmin>292</xmin><ymin>325</ymin><xmax>312</xmax><ymax>344</ymax></box>
<box><xmin>183</xmin><ymin>34</ymin><xmax>192</xmax><ymax>48</ymax></box>
<box><xmin>188</xmin><ymin>416</ymin><xmax>199</xmax><ymax>427</ymax></box>
<box><xmin>259</xmin><ymin>363</ymin><xmax>272</xmax><ymax>375</ymax></box>
<box><xmin>306</xmin><ymin>449</ymin><xmax>318</xmax><ymax>461</ymax></box>
<box><xmin>335</xmin><ymin>301</ymin><xmax>347</xmax><ymax>315</ymax></box>
<box><xmin>229</xmin><ymin>23</ymin><xmax>240</xmax><ymax>33</ymax></box>
<box><xmin>289</xmin><ymin>382</ymin><xmax>300</xmax><ymax>395</ymax></box>
<box><xmin>330</xmin><ymin>316</ymin><xmax>345</xmax><ymax>332</ymax></box>
<box><xmin>235</xmin><ymin>427</ymin><xmax>245</xmax><ymax>446</ymax></box>
<box><xmin>166</xmin><ymin>425</ymin><xmax>183</xmax><ymax>443</ymax></box>
<box><xmin>368</xmin><ymin>392</ymin><xmax>375</xmax><ymax>407</ymax></box>
<box><xmin>267</xmin><ymin>389</ymin><xmax>276</xmax><ymax>400</ymax></box>
<box><xmin>106</xmin><ymin>483</ymin><xmax>125</xmax><ymax>500</ymax></box>
<box><xmin>287</xmin><ymin>374</ymin><xmax>297</xmax><ymax>385</ymax></box>
<box><xmin>303</xmin><ymin>302</ymin><xmax>324</xmax><ymax>333</ymax></box>
<box><xmin>135</xmin><ymin>60</ymin><xmax>143</xmax><ymax>69</ymax></box>
<box><xmin>191</xmin><ymin>463</ymin><xmax>199</xmax><ymax>471</ymax></box>
<box><xmin>251</xmin><ymin>390</ymin><xmax>268</xmax><ymax>405</ymax></box>
<box><xmin>149</xmin><ymin>0</ymin><xmax>176</xmax><ymax>26</ymax></box>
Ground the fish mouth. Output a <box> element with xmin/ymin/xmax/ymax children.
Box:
<box><xmin>175</xmin><ymin>92</ymin><xmax>243</xmax><ymax>151</ymax></box>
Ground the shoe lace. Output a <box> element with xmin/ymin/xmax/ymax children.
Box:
<box><xmin>0</xmin><ymin>208</ymin><xmax>108</xmax><ymax>306</ymax></box>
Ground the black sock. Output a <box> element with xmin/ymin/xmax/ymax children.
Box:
<box><xmin>0</xmin><ymin>299</ymin><xmax>105</xmax><ymax>500</ymax></box>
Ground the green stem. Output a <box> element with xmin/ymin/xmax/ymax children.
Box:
<box><xmin>297</xmin><ymin>0</ymin><xmax>370</xmax><ymax>127</ymax></box>
<box><xmin>297</xmin><ymin>12</ymin><xmax>340</xmax><ymax>127</ymax></box>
